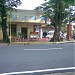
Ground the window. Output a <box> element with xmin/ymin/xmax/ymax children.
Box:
<box><xmin>30</xmin><ymin>16</ymin><xmax>36</xmax><ymax>20</ymax></box>
<box><xmin>22</xmin><ymin>16</ymin><xmax>26</xmax><ymax>20</ymax></box>
<box><xmin>40</xmin><ymin>16</ymin><xmax>45</xmax><ymax>21</ymax></box>
<box><xmin>12</xmin><ymin>15</ymin><xmax>17</xmax><ymax>20</ymax></box>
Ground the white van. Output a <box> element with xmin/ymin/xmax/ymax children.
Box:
<box><xmin>46</xmin><ymin>30</ymin><xmax>54</xmax><ymax>39</ymax></box>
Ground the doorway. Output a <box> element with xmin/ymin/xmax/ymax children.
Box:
<box><xmin>9</xmin><ymin>24</ymin><xmax>17</xmax><ymax>36</ymax></box>
<box><xmin>21</xmin><ymin>27</ymin><xmax>27</xmax><ymax>39</ymax></box>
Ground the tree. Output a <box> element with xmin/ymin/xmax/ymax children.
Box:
<box><xmin>35</xmin><ymin>0</ymin><xmax>75</xmax><ymax>42</ymax></box>
<box><xmin>0</xmin><ymin>0</ymin><xmax>22</xmax><ymax>43</ymax></box>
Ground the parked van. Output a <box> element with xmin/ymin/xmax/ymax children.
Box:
<box><xmin>46</xmin><ymin>30</ymin><xmax>54</xmax><ymax>39</ymax></box>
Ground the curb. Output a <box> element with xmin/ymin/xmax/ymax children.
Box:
<box><xmin>0</xmin><ymin>40</ymin><xmax>75</xmax><ymax>45</ymax></box>
<box><xmin>12</xmin><ymin>40</ymin><xmax>75</xmax><ymax>45</ymax></box>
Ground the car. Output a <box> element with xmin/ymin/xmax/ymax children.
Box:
<box><xmin>46</xmin><ymin>30</ymin><xmax>54</xmax><ymax>39</ymax></box>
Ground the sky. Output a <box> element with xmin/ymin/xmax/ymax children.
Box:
<box><xmin>17</xmin><ymin>0</ymin><xmax>45</xmax><ymax>10</ymax></box>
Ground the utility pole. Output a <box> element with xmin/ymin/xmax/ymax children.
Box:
<box><xmin>9</xmin><ymin>10</ymin><xmax>12</xmax><ymax>44</ymax></box>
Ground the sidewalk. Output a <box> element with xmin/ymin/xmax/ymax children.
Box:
<box><xmin>12</xmin><ymin>38</ymin><xmax>75</xmax><ymax>45</ymax></box>
<box><xmin>0</xmin><ymin>39</ymin><xmax>75</xmax><ymax>45</ymax></box>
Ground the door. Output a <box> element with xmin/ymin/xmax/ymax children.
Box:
<box><xmin>9</xmin><ymin>24</ymin><xmax>17</xmax><ymax>36</ymax></box>
<box><xmin>21</xmin><ymin>27</ymin><xmax>27</xmax><ymax>39</ymax></box>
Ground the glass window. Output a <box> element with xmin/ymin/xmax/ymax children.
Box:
<box><xmin>30</xmin><ymin>16</ymin><xmax>36</xmax><ymax>20</ymax></box>
<box><xmin>40</xmin><ymin>16</ymin><xmax>45</xmax><ymax>21</ymax></box>
<box><xmin>22</xmin><ymin>16</ymin><xmax>26</xmax><ymax>20</ymax></box>
<box><xmin>12</xmin><ymin>15</ymin><xmax>17</xmax><ymax>20</ymax></box>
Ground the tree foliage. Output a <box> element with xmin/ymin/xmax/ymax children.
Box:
<box><xmin>35</xmin><ymin>0</ymin><xmax>75</xmax><ymax>41</ymax></box>
<box><xmin>0</xmin><ymin>0</ymin><xmax>22</xmax><ymax>43</ymax></box>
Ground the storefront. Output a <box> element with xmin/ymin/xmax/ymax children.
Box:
<box><xmin>9</xmin><ymin>22</ymin><xmax>44</xmax><ymax>42</ymax></box>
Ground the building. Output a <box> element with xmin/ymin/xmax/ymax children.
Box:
<box><xmin>0</xmin><ymin>9</ymin><xmax>48</xmax><ymax>42</ymax></box>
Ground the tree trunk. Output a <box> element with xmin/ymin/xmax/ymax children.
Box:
<box><xmin>50</xmin><ymin>25</ymin><xmax>61</xmax><ymax>42</ymax></box>
<box><xmin>50</xmin><ymin>0</ymin><xmax>62</xmax><ymax>42</ymax></box>
<box><xmin>1</xmin><ymin>5</ymin><xmax>9</xmax><ymax>43</ymax></box>
<box><xmin>1</xmin><ymin>18</ymin><xmax>9</xmax><ymax>43</ymax></box>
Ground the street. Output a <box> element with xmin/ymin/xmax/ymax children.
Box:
<box><xmin>0</xmin><ymin>43</ymin><xmax>75</xmax><ymax>74</ymax></box>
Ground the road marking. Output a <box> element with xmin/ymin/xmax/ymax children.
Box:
<box><xmin>24</xmin><ymin>48</ymin><xmax>63</xmax><ymax>50</ymax></box>
<box><xmin>0</xmin><ymin>67</ymin><xmax>75</xmax><ymax>75</ymax></box>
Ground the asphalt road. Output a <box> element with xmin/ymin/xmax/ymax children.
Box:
<box><xmin>0</xmin><ymin>43</ymin><xmax>75</xmax><ymax>74</ymax></box>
